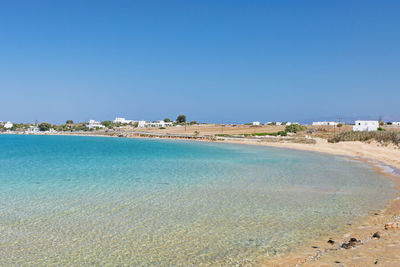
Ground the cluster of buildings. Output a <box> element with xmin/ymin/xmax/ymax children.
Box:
<box><xmin>87</xmin><ymin>120</ymin><xmax>105</xmax><ymax>129</ymax></box>
<box><xmin>86</xmin><ymin>117</ymin><xmax>174</xmax><ymax>129</ymax></box>
<box><xmin>312</xmin><ymin>120</ymin><xmax>400</xmax><ymax>132</ymax></box>
<box><xmin>114</xmin><ymin>117</ymin><xmax>135</xmax><ymax>124</ymax></box>
<box><xmin>312</xmin><ymin>121</ymin><xmax>338</xmax><ymax>126</ymax></box>
<box><xmin>113</xmin><ymin>117</ymin><xmax>173</xmax><ymax>128</ymax></box>
<box><xmin>311</xmin><ymin>120</ymin><xmax>379</xmax><ymax>132</ymax></box>
<box><xmin>137</xmin><ymin>120</ymin><xmax>173</xmax><ymax>128</ymax></box>
<box><xmin>252</xmin><ymin>120</ymin><xmax>400</xmax><ymax>132</ymax></box>
<box><xmin>253</xmin><ymin>121</ymin><xmax>299</xmax><ymax>126</ymax></box>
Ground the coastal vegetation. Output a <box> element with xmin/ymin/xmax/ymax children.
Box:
<box><xmin>11</xmin><ymin>123</ymin><xmax>27</xmax><ymax>131</ymax></box>
<box><xmin>328</xmin><ymin>130</ymin><xmax>400</xmax><ymax>146</ymax></box>
<box><xmin>176</xmin><ymin>115</ymin><xmax>186</xmax><ymax>123</ymax></box>
<box><xmin>38</xmin><ymin>122</ymin><xmax>51</xmax><ymax>132</ymax></box>
<box><xmin>101</xmin><ymin>121</ymin><xmax>113</xmax><ymax>128</ymax></box>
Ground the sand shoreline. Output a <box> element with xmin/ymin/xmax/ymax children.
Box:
<box><xmin>2</xmin><ymin>132</ymin><xmax>400</xmax><ymax>265</ymax></box>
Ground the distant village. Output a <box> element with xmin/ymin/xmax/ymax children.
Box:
<box><xmin>0</xmin><ymin>116</ymin><xmax>399</xmax><ymax>134</ymax></box>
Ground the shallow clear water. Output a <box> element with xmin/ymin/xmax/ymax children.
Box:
<box><xmin>0</xmin><ymin>135</ymin><xmax>395</xmax><ymax>265</ymax></box>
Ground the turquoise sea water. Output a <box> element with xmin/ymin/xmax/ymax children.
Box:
<box><xmin>0</xmin><ymin>135</ymin><xmax>395</xmax><ymax>265</ymax></box>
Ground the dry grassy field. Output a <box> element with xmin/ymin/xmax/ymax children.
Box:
<box><xmin>115</xmin><ymin>124</ymin><xmax>400</xmax><ymax>139</ymax></box>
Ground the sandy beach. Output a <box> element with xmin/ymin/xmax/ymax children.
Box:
<box><xmin>211</xmin><ymin>138</ymin><xmax>400</xmax><ymax>266</ymax></box>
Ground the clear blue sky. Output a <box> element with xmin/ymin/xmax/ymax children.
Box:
<box><xmin>1</xmin><ymin>0</ymin><xmax>399</xmax><ymax>124</ymax></box>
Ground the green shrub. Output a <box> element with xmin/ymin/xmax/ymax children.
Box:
<box><xmin>38</xmin><ymin>122</ymin><xmax>51</xmax><ymax>131</ymax></box>
<box><xmin>277</xmin><ymin>131</ymin><xmax>287</xmax><ymax>136</ymax></box>
<box><xmin>285</xmin><ymin>124</ymin><xmax>306</xmax><ymax>133</ymax></box>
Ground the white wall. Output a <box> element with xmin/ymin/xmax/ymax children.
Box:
<box><xmin>353</xmin><ymin>120</ymin><xmax>379</xmax><ymax>131</ymax></box>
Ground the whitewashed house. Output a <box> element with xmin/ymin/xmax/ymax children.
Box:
<box><xmin>392</xmin><ymin>122</ymin><xmax>400</xmax><ymax>126</ymax></box>
<box><xmin>114</xmin><ymin>117</ymin><xmax>134</xmax><ymax>124</ymax></box>
<box><xmin>252</xmin><ymin>121</ymin><xmax>260</xmax><ymax>126</ymax></box>
<box><xmin>87</xmin><ymin>120</ymin><xmax>105</xmax><ymax>129</ymax></box>
<box><xmin>27</xmin><ymin>126</ymin><xmax>40</xmax><ymax>133</ymax></box>
<box><xmin>156</xmin><ymin>120</ymin><xmax>172</xmax><ymax>127</ymax></box>
<box><xmin>138</xmin><ymin>120</ymin><xmax>173</xmax><ymax>128</ymax></box>
<box><xmin>137</xmin><ymin>120</ymin><xmax>147</xmax><ymax>128</ymax></box>
<box><xmin>353</xmin><ymin>120</ymin><xmax>379</xmax><ymax>132</ymax></box>
<box><xmin>4</xmin><ymin>122</ymin><xmax>13</xmax><ymax>129</ymax></box>
<box><xmin>312</xmin><ymin>121</ymin><xmax>338</xmax><ymax>126</ymax></box>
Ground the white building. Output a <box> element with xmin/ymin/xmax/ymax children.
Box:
<box><xmin>156</xmin><ymin>120</ymin><xmax>172</xmax><ymax>127</ymax></box>
<box><xmin>312</xmin><ymin>121</ymin><xmax>338</xmax><ymax>126</ymax></box>
<box><xmin>137</xmin><ymin>120</ymin><xmax>146</xmax><ymax>128</ymax></box>
<box><xmin>87</xmin><ymin>120</ymin><xmax>105</xmax><ymax>129</ymax></box>
<box><xmin>391</xmin><ymin>122</ymin><xmax>400</xmax><ymax>126</ymax></box>
<box><xmin>353</xmin><ymin>120</ymin><xmax>379</xmax><ymax>132</ymax></box>
<box><xmin>27</xmin><ymin>126</ymin><xmax>40</xmax><ymax>133</ymax></box>
<box><xmin>4</xmin><ymin>122</ymin><xmax>13</xmax><ymax>129</ymax></box>
<box><xmin>114</xmin><ymin>117</ymin><xmax>134</xmax><ymax>124</ymax></box>
<box><xmin>137</xmin><ymin>120</ymin><xmax>173</xmax><ymax>128</ymax></box>
<box><xmin>252</xmin><ymin>121</ymin><xmax>260</xmax><ymax>126</ymax></box>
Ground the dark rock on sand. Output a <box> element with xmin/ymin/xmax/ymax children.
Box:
<box><xmin>372</xmin><ymin>232</ymin><xmax>381</xmax><ymax>239</ymax></box>
<box><xmin>340</xmin><ymin>237</ymin><xmax>361</xmax><ymax>249</ymax></box>
<box><xmin>327</xmin><ymin>239</ymin><xmax>335</xmax><ymax>245</ymax></box>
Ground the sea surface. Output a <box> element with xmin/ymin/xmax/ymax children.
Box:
<box><xmin>0</xmin><ymin>135</ymin><xmax>395</xmax><ymax>265</ymax></box>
